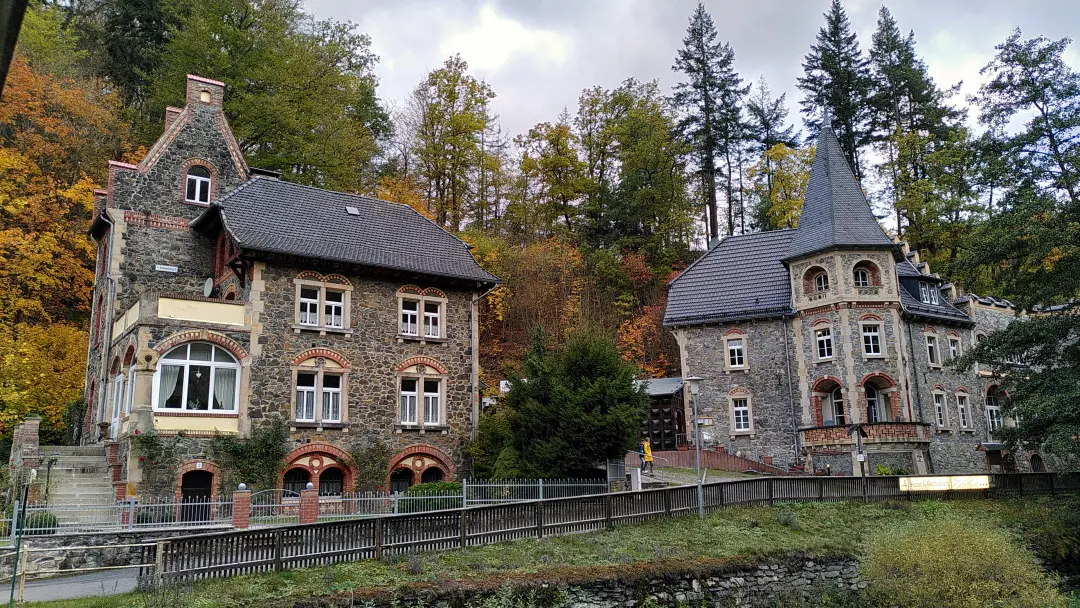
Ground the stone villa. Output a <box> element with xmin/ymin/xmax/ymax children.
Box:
<box><xmin>665</xmin><ymin>122</ymin><xmax>1063</xmax><ymax>476</ymax></box>
<box><xmin>83</xmin><ymin>75</ymin><xmax>499</xmax><ymax>500</ymax></box>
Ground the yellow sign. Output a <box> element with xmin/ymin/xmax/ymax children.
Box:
<box><xmin>899</xmin><ymin>475</ymin><xmax>990</xmax><ymax>492</ymax></box>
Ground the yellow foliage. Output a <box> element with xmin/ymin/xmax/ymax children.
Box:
<box><xmin>376</xmin><ymin>175</ymin><xmax>434</xmax><ymax>220</ymax></box>
<box><xmin>0</xmin><ymin>324</ymin><xmax>88</xmax><ymax>437</ymax></box>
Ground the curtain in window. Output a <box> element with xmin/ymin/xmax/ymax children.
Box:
<box><xmin>213</xmin><ymin>367</ymin><xmax>237</xmax><ymax>410</ymax></box>
<box><xmin>159</xmin><ymin>365</ymin><xmax>182</xmax><ymax>408</ymax></box>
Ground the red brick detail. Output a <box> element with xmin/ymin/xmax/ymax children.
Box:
<box><xmin>421</xmin><ymin>287</ymin><xmax>447</xmax><ymax>299</ymax></box>
<box><xmin>323</xmin><ymin>274</ymin><xmax>351</xmax><ymax>286</ymax></box>
<box><xmin>296</xmin><ymin>271</ymin><xmax>352</xmax><ymax>286</ymax></box>
<box><xmin>860</xmin><ymin>372</ymin><xmax>896</xmax><ymax>389</ymax></box>
<box><xmin>174</xmin><ymin>460</ymin><xmax>221</xmax><ymax>502</ymax></box>
<box><xmin>298</xmin><ymin>489</ymin><xmax>319</xmax><ymax>524</ymax></box>
<box><xmin>802</xmin><ymin>266</ymin><xmax>828</xmax><ymax>294</ymax></box>
<box><xmin>123</xmin><ymin>210</ymin><xmax>190</xmax><ymax>231</ymax></box>
<box><xmin>164</xmin><ymin>106</ymin><xmax>184</xmax><ymax>130</ymax></box>
<box><xmin>281</xmin><ymin>443</ymin><xmax>357</xmax><ymax>493</ymax></box>
<box><xmin>853</xmin><ymin>261</ymin><xmax>882</xmax><ymax>286</ymax></box>
<box><xmin>296</xmin><ymin>270</ymin><xmax>323</xmax><ymax>281</ymax></box>
<box><xmin>858</xmin><ymin>313</ymin><xmax>883</xmax><ymax>322</ymax></box>
<box><xmin>231</xmin><ymin>491</ymin><xmax>251</xmax><ymax>529</ymax></box>
<box><xmin>290</xmin><ymin>348</ymin><xmax>350</xmax><ymax>368</ymax></box>
<box><xmin>947</xmin><ymin>329</ymin><xmax>961</xmax><ymax>338</ymax></box>
<box><xmin>179</xmin><ymin>158</ymin><xmax>220</xmax><ymax>203</ymax></box>
<box><xmin>802</xmin><ymin>422</ymin><xmax>931</xmax><ymax>448</ymax></box>
<box><xmin>923</xmin><ymin>326</ymin><xmax>938</xmax><ymax>334</ymax></box>
<box><xmin>956</xmin><ymin>386</ymin><xmax>969</xmax><ymax>394</ymax></box>
<box><xmin>154</xmin><ymin>330</ymin><xmax>249</xmax><ymax>361</ymax></box>
<box><xmin>722</xmin><ymin>327</ymin><xmax>746</xmax><ymax>337</ymax></box>
<box><xmin>387</xmin><ymin>444</ymin><xmax>456</xmax><ymax>487</ymax></box>
<box><xmin>108</xmin><ymin>160</ymin><xmax>139</xmax><ymax>170</ymax></box>
<box><xmin>811</xmin><ymin>395</ymin><xmax>823</xmax><ymax>427</ymax></box>
<box><xmin>810</xmin><ymin>318</ymin><xmax>831</xmax><ymax>327</ymax></box>
<box><xmin>398</xmin><ymin>285</ymin><xmax>423</xmax><ymax>295</ymax></box>
<box><xmin>188</xmin><ymin>74</ymin><xmax>226</xmax><ymax>87</ymax></box>
<box><xmin>811</xmin><ymin>376</ymin><xmax>844</xmax><ymax>393</ymax></box>
<box><xmin>394</xmin><ymin>356</ymin><xmax>448</xmax><ymax>375</ymax></box>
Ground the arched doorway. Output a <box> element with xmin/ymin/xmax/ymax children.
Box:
<box><xmin>319</xmin><ymin>467</ymin><xmax>344</xmax><ymax>496</ymax></box>
<box><xmin>389</xmin><ymin>468</ymin><xmax>413</xmax><ymax>494</ymax></box>
<box><xmin>1030</xmin><ymin>454</ymin><xmax>1046</xmax><ymax>473</ymax></box>
<box><xmin>179</xmin><ymin>470</ymin><xmax>213</xmax><ymax>522</ymax></box>
<box><xmin>862</xmin><ymin>374</ymin><xmax>898</xmax><ymax>423</ymax></box>
<box><xmin>283</xmin><ymin>467</ymin><xmax>310</xmax><ymax>494</ymax></box>
<box><xmin>421</xmin><ymin>468</ymin><xmax>443</xmax><ymax>483</ymax></box>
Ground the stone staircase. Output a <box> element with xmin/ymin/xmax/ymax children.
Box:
<box><xmin>41</xmin><ymin>445</ymin><xmax>115</xmax><ymax>507</ymax></box>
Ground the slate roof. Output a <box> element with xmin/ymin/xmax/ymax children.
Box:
<box><xmin>633</xmin><ymin>377</ymin><xmax>684</xmax><ymax>397</ymax></box>
<box><xmin>897</xmin><ymin>284</ymin><xmax>974</xmax><ymax>326</ymax></box>
<box><xmin>664</xmin><ymin>230</ymin><xmax>795</xmax><ymax>326</ymax></box>
<box><xmin>192</xmin><ymin>176</ymin><xmax>499</xmax><ymax>284</ymax></box>
<box><xmin>786</xmin><ymin>123</ymin><xmax>895</xmax><ymax>260</ymax></box>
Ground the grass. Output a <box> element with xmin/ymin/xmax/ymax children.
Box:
<box><xmin>29</xmin><ymin>495</ymin><xmax>1080</xmax><ymax>608</ymax></box>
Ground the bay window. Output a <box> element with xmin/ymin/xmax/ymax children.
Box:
<box><xmin>153</xmin><ymin>343</ymin><xmax>239</xmax><ymax>412</ymax></box>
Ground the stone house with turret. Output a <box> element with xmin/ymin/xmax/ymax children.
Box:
<box><xmin>664</xmin><ymin>123</ymin><xmax>1065</xmax><ymax>476</ymax></box>
<box><xmin>83</xmin><ymin>75</ymin><xmax>499</xmax><ymax>501</ymax></box>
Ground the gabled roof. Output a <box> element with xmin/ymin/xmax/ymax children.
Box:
<box><xmin>633</xmin><ymin>377</ymin><xmax>684</xmax><ymax>397</ymax></box>
<box><xmin>786</xmin><ymin>123</ymin><xmax>894</xmax><ymax>260</ymax></box>
<box><xmin>664</xmin><ymin>230</ymin><xmax>795</xmax><ymax>326</ymax></box>
<box><xmin>191</xmin><ymin>176</ymin><xmax>499</xmax><ymax>284</ymax></box>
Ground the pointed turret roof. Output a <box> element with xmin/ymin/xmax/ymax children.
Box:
<box><xmin>786</xmin><ymin>123</ymin><xmax>894</xmax><ymax>260</ymax></box>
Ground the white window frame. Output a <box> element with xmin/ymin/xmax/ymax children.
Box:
<box><xmin>930</xmin><ymin>286</ymin><xmax>939</xmax><ymax>304</ymax></box>
<box><xmin>399</xmin><ymin>377</ymin><xmax>419</xmax><ymax>425</ymax></box>
<box><xmin>933</xmin><ymin>392</ymin><xmax>948</xmax><ymax>428</ymax></box>
<box><xmin>299</xmin><ymin>287</ymin><xmax>320</xmax><ymax>326</ymax></box>
<box><xmin>865</xmin><ymin>386</ymin><xmax>884</xmax><ymax>423</ymax></box>
<box><xmin>423</xmin><ymin>301</ymin><xmax>441</xmax><ymax>339</ymax></box>
<box><xmin>322</xmin><ymin>374</ymin><xmax>342</xmax><ymax>423</ymax></box>
<box><xmin>823</xmin><ymin>387</ymin><xmax>846</xmax><ymax>426</ymax></box>
<box><xmin>725</xmin><ymin>335</ymin><xmax>746</xmax><ymax>370</ymax></box>
<box><xmin>861</xmin><ymin>323</ymin><xmax>882</xmax><ymax>357</ymax></box>
<box><xmin>124</xmin><ymin>364</ymin><xmax>136</xmax><ymax>415</ymax></box>
<box><xmin>111</xmin><ymin>373</ymin><xmax>125</xmax><ymax>431</ymax></box>
<box><xmin>295</xmin><ymin>372</ymin><xmax>317</xmax><ymax>422</ymax></box>
<box><xmin>919</xmin><ymin>282</ymin><xmax>930</xmax><ymax>303</ymax></box>
<box><xmin>185</xmin><ymin>166</ymin><xmax>211</xmax><ymax>204</ymax></box>
<box><xmin>814</xmin><ymin>272</ymin><xmax>829</xmax><ymax>293</ymax></box>
<box><xmin>985</xmin><ymin>390</ymin><xmax>1003</xmax><ymax>433</ymax></box>
<box><xmin>956</xmin><ymin>393</ymin><xmax>971</xmax><ymax>430</ymax></box>
<box><xmin>730</xmin><ymin>396</ymin><xmax>752</xmax><ymax>434</ymax></box>
<box><xmin>423</xmin><ymin>378</ymin><xmax>441</xmax><ymax>425</ymax></box>
<box><xmin>293</xmin><ymin>278</ymin><xmax>352</xmax><ymax>333</ymax></box>
<box><xmin>926</xmin><ymin>335</ymin><xmax>940</xmax><ymax>367</ymax></box>
<box><xmin>815</xmin><ymin>327</ymin><xmax>834</xmax><ymax>360</ymax></box>
<box><xmin>398</xmin><ymin>369</ymin><xmax>445</xmax><ymax>427</ymax></box>
<box><xmin>949</xmin><ymin>336</ymin><xmax>962</xmax><ymax>360</ymax></box>
<box><xmin>291</xmin><ymin>361</ymin><xmax>349</xmax><ymax>426</ymax></box>
<box><xmin>397</xmin><ymin>291</ymin><xmax>447</xmax><ymax>341</ymax></box>
<box><xmin>853</xmin><ymin>268</ymin><xmax>870</xmax><ymax>288</ymax></box>
<box><xmin>151</xmin><ymin>343</ymin><xmax>240</xmax><ymax>412</ymax></box>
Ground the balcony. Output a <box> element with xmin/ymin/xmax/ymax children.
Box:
<box><xmin>113</xmin><ymin>293</ymin><xmax>247</xmax><ymax>341</ymax></box>
<box><xmin>801</xmin><ymin>422</ymin><xmax>931</xmax><ymax>448</ymax></box>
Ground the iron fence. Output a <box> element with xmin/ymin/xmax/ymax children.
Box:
<box><xmin>16</xmin><ymin>498</ymin><xmax>233</xmax><ymax>535</ymax></box>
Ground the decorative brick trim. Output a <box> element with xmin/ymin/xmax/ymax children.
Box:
<box><xmin>860</xmin><ymin>372</ymin><xmax>897</xmax><ymax>389</ymax></box>
<box><xmin>387</xmin><ymin>444</ymin><xmax>456</xmax><ymax>486</ymax></box>
<box><xmin>179</xmin><ymin>158</ymin><xmax>220</xmax><ymax>203</ymax></box>
<box><xmin>395</xmin><ymin>356</ymin><xmax>448</xmax><ymax>375</ymax></box>
<box><xmin>858</xmin><ymin>313</ymin><xmax>883</xmax><ymax>322</ymax></box>
<box><xmin>281</xmin><ymin>443</ymin><xmax>357</xmax><ymax>493</ymax></box>
<box><xmin>811</xmin><ymin>376</ymin><xmax>844</xmax><ymax>392</ymax></box>
<box><xmin>956</xmin><ymin>386</ymin><xmax>969</xmax><ymax>394</ymax></box>
<box><xmin>296</xmin><ymin>271</ymin><xmax>352</xmax><ymax>286</ymax></box>
<box><xmin>323</xmin><ymin>274</ymin><xmax>351</xmax><ymax>286</ymax></box>
<box><xmin>153</xmin><ymin>330</ymin><xmax>249</xmax><ymax>361</ymax></box>
<box><xmin>398</xmin><ymin>285</ymin><xmax>424</xmax><ymax>295</ymax></box>
<box><xmin>188</xmin><ymin>74</ymin><xmax>226</xmax><ymax>87</ymax></box>
<box><xmin>722</xmin><ymin>328</ymin><xmax>746</xmax><ymax>337</ymax></box>
<box><xmin>290</xmin><ymin>348</ymin><xmax>350</xmax><ymax>368</ymax></box>
<box><xmin>947</xmin><ymin>329</ymin><xmax>960</xmax><ymax>337</ymax></box>
<box><xmin>108</xmin><ymin>160</ymin><xmax>139</xmax><ymax>170</ymax></box>
<box><xmin>852</xmin><ymin>260</ymin><xmax>883</xmax><ymax>286</ymax></box>
<box><xmin>421</xmin><ymin>287</ymin><xmax>447</xmax><ymax>299</ymax></box>
<box><xmin>930</xmin><ymin>383</ymin><xmax>947</xmax><ymax>392</ymax></box>
<box><xmin>810</xmin><ymin>318</ymin><xmax>831</xmax><ymax>327</ymax></box>
<box><xmin>123</xmin><ymin>211</ymin><xmax>190</xmax><ymax>231</ymax></box>
<box><xmin>174</xmin><ymin>460</ymin><xmax>221</xmax><ymax>502</ymax></box>
<box><xmin>923</xmin><ymin>326</ymin><xmax>938</xmax><ymax>334</ymax></box>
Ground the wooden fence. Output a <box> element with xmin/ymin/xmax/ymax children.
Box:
<box><xmin>155</xmin><ymin>472</ymin><xmax>1080</xmax><ymax>583</ymax></box>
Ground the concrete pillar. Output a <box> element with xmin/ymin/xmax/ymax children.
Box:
<box><xmin>232</xmin><ymin>490</ymin><xmax>252</xmax><ymax>529</ymax></box>
<box><xmin>299</xmin><ymin>488</ymin><xmax>319</xmax><ymax>524</ymax></box>
<box><xmin>20</xmin><ymin>417</ymin><xmax>41</xmax><ymax>468</ymax></box>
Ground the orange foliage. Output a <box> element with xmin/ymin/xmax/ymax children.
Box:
<box><xmin>376</xmin><ymin>174</ymin><xmax>434</xmax><ymax>220</ymax></box>
<box><xmin>616</xmin><ymin>304</ymin><xmax>669</xmax><ymax>378</ymax></box>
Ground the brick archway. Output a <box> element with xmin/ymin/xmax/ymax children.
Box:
<box><xmin>280</xmin><ymin>443</ymin><xmax>357</xmax><ymax>493</ymax></box>
<box><xmin>174</xmin><ymin>460</ymin><xmax>221</xmax><ymax>502</ymax></box>
<box><xmin>387</xmin><ymin>444</ymin><xmax>456</xmax><ymax>487</ymax></box>
<box><xmin>154</xmin><ymin>330</ymin><xmax>249</xmax><ymax>362</ymax></box>
<box><xmin>394</xmin><ymin>356</ymin><xmax>448</xmax><ymax>375</ymax></box>
<box><xmin>810</xmin><ymin>376</ymin><xmax>844</xmax><ymax>427</ymax></box>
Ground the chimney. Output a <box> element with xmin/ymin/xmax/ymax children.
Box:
<box><xmin>186</xmin><ymin>74</ymin><xmax>225</xmax><ymax>109</ymax></box>
<box><xmin>164</xmin><ymin>106</ymin><xmax>184</xmax><ymax>130</ymax></box>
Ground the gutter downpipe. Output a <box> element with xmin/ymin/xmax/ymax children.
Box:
<box><xmin>95</xmin><ymin>211</ymin><xmax>118</xmax><ymax>441</ymax></box>
<box><xmin>782</xmin><ymin>313</ymin><xmax>799</xmax><ymax>466</ymax></box>
<box><xmin>470</xmin><ymin>282</ymin><xmax>499</xmax><ymax>440</ymax></box>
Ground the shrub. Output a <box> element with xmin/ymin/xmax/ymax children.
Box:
<box><xmin>399</xmin><ymin>481</ymin><xmax>464</xmax><ymax>513</ymax></box>
<box><xmin>4</xmin><ymin>504</ymin><xmax>57</xmax><ymax>535</ymax></box>
<box><xmin>861</xmin><ymin>516</ymin><xmax>1068</xmax><ymax>608</ymax></box>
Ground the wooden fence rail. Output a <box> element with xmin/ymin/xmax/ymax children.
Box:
<box><xmin>156</xmin><ymin>472</ymin><xmax>1080</xmax><ymax>583</ymax></box>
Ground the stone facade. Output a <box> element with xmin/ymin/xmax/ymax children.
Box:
<box><xmin>84</xmin><ymin>75</ymin><xmax>491</xmax><ymax>499</ymax></box>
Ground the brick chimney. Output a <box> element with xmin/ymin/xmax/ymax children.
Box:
<box><xmin>185</xmin><ymin>74</ymin><xmax>225</xmax><ymax>109</ymax></box>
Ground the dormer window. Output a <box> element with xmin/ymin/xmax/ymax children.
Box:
<box><xmin>918</xmin><ymin>282</ymin><xmax>939</xmax><ymax>305</ymax></box>
<box><xmin>185</xmin><ymin>166</ymin><xmax>212</xmax><ymax>203</ymax></box>
<box><xmin>814</xmin><ymin>273</ymin><xmax>829</xmax><ymax>293</ymax></box>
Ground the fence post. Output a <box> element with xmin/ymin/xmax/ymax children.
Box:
<box><xmin>273</xmin><ymin>529</ymin><xmax>283</xmax><ymax>571</ymax></box>
<box><xmin>535</xmin><ymin>501</ymin><xmax>544</xmax><ymax>538</ymax></box>
<box><xmin>373</xmin><ymin>517</ymin><xmax>383</xmax><ymax>560</ymax></box>
<box><xmin>818</xmin><ymin>478</ymin><xmax>825</xmax><ymax>501</ymax></box>
<box><xmin>604</xmin><ymin>494</ymin><xmax>613</xmax><ymax>530</ymax></box>
<box><xmin>459</xmin><ymin>509</ymin><xmax>468</xmax><ymax>549</ymax></box>
<box><xmin>861</xmin><ymin>477</ymin><xmax>868</xmax><ymax>503</ymax></box>
<box><xmin>127</xmin><ymin>497</ymin><xmax>136</xmax><ymax>530</ymax></box>
<box><xmin>538</xmin><ymin>479</ymin><xmax>544</xmax><ymax>501</ymax></box>
<box><xmin>1018</xmin><ymin>474</ymin><xmax>1024</xmax><ymax>498</ymax></box>
<box><xmin>232</xmin><ymin>489</ymin><xmax>252</xmax><ymax>529</ymax></box>
<box><xmin>1048</xmin><ymin>473</ymin><xmax>1056</xmax><ymax>496</ymax></box>
<box><xmin>392</xmin><ymin>494</ymin><xmax>399</xmax><ymax>515</ymax></box>
<box><xmin>17</xmin><ymin>543</ymin><xmax>27</xmax><ymax>604</ymax></box>
<box><xmin>9</xmin><ymin>500</ymin><xmax>18</xmax><ymax>546</ymax></box>
<box><xmin>299</xmin><ymin>487</ymin><xmax>318</xmax><ymax>524</ymax></box>
<box><xmin>462</xmin><ymin>479</ymin><xmax>468</xmax><ymax>508</ymax></box>
<box><xmin>767</xmin><ymin>479</ymin><xmax>775</xmax><ymax>507</ymax></box>
<box><xmin>663</xmin><ymin>487</ymin><xmax>671</xmax><ymax>516</ymax></box>
<box><xmin>154</xmin><ymin>541</ymin><xmax>166</xmax><ymax>588</ymax></box>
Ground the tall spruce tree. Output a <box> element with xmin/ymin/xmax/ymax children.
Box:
<box><xmin>797</xmin><ymin>0</ymin><xmax>872</xmax><ymax>180</ymax></box>
<box><xmin>672</xmin><ymin>2</ymin><xmax>726</xmax><ymax>240</ymax></box>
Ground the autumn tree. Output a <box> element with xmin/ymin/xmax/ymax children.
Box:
<box><xmin>514</xmin><ymin>111</ymin><xmax>587</xmax><ymax>233</ymax></box>
<box><xmin>748</xmin><ymin>144</ymin><xmax>814</xmax><ymax>231</ymax></box>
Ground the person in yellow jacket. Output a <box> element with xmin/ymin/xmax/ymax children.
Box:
<box><xmin>643</xmin><ymin>438</ymin><xmax>654</xmax><ymax>474</ymax></box>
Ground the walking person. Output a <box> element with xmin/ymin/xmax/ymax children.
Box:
<box><xmin>643</xmin><ymin>438</ymin><xmax>654</xmax><ymax>475</ymax></box>
<box><xmin>637</xmin><ymin>439</ymin><xmax>646</xmax><ymax>473</ymax></box>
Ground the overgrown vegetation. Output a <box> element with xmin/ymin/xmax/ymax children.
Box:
<box><xmin>208</xmin><ymin>419</ymin><xmax>290</xmax><ymax>491</ymax></box>
<box><xmin>128</xmin><ymin>428</ymin><xmax>182</xmax><ymax>490</ymax></box>
<box><xmin>470</xmin><ymin>329</ymin><xmax>647</xmax><ymax>478</ymax></box>
<box><xmin>349</xmin><ymin>441</ymin><xmax>395</xmax><ymax>492</ymax></box>
<box><xmin>27</xmin><ymin>497</ymin><xmax>1080</xmax><ymax>608</ymax></box>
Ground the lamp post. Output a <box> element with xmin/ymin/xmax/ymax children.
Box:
<box><xmin>686</xmin><ymin>375</ymin><xmax>704</xmax><ymax>518</ymax></box>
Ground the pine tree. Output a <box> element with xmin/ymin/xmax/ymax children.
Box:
<box><xmin>672</xmin><ymin>2</ymin><xmax>725</xmax><ymax>240</ymax></box>
<box><xmin>746</xmin><ymin>77</ymin><xmax>798</xmax><ymax>229</ymax></box>
<box><xmin>797</xmin><ymin>0</ymin><xmax>872</xmax><ymax>180</ymax></box>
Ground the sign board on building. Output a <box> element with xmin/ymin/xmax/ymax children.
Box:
<box><xmin>899</xmin><ymin>475</ymin><xmax>990</xmax><ymax>492</ymax></box>
<box><xmin>696</xmin><ymin>417</ymin><xmax>714</xmax><ymax>426</ymax></box>
<box><xmin>499</xmin><ymin>380</ymin><xmax>512</xmax><ymax>394</ymax></box>
<box><xmin>154</xmin><ymin>264</ymin><xmax>179</xmax><ymax>273</ymax></box>
<box><xmin>856</xmin><ymin>453</ymin><xmax>866</xmax><ymax>462</ymax></box>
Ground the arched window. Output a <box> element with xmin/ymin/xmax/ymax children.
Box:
<box><xmin>154</xmin><ymin>343</ymin><xmax>238</xmax><ymax>411</ymax></box>
<box><xmin>824</xmin><ymin>387</ymin><xmax>846</xmax><ymax>426</ymax></box>
<box><xmin>853</xmin><ymin>268</ymin><xmax>870</xmax><ymax>287</ymax></box>
<box><xmin>985</xmin><ymin>387</ymin><xmax>1004</xmax><ymax>432</ymax></box>
<box><xmin>185</xmin><ymin>166</ymin><xmax>212</xmax><ymax>203</ymax></box>
<box><xmin>318</xmin><ymin>467</ymin><xmax>344</xmax><ymax>496</ymax></box>
<box><xmin>283</xmin><ymin>468</ymin><xmax>310</xmax><ymax>494</ymax></box>
<box><xmin>814</xmin><ymin>272</ymin><xmax>829</xmax><ymax>292</ymax></box>
<box><xmin>1030</xmin><ymin>454</ymin><xmax>1046</xmax><ymax>473</ymax></box>
<box><xmin>865</xmin><ymin>386</ymin><xmax>883</xmax><ymax>423</ymax></box>
<box><xmin>421</xmin><ymin>468</ymin><xmax>443</xmax><ymax>484</ymax></box>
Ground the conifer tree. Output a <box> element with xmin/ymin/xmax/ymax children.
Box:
<box><xmin>797</xmin><ymin>0</ymin><xmax>872</xmax><ymax>180</ymax></box>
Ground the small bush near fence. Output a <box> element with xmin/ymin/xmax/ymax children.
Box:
<box><xmin>400</xmin><ymin>481</ymin><xmax>464</xmax><ymax>513</ymax></box>
<box><xmin>3</xmin><ymin>504</ymin><xmax>57</xmax><ymax>536</ymax></box>
<box><xmin>861</xmin><ymin>515</ymin><xmax>1067</xmax><ymax>608</ymax></box>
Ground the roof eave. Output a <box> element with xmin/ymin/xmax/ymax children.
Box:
<box><xmin>664</xmin><ymin>308</ymin><xmax>795</xmax><ymax>328</ymax></box>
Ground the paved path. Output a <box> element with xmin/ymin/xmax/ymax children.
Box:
<box><xmin>22</xmin><ymin>570</ymin><xmax>137</xmax><ymax>602</ymax></box>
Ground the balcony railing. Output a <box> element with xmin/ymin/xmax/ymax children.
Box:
<box><xmin>801</xmin><ymin>422</ymin><xmax>931</xmax><ymax>447</ymax></box>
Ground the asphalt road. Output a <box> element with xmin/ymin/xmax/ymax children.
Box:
<box><xmin>20</xmin><ymin>569</ymin><xmax>137</xmax><ymax>602</ymax></box>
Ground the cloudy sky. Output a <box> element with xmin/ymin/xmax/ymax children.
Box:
<box><xmin>307</xmin><ymin>0</ymin><xmax>1079</xmax><ymax>139</ymax></box>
